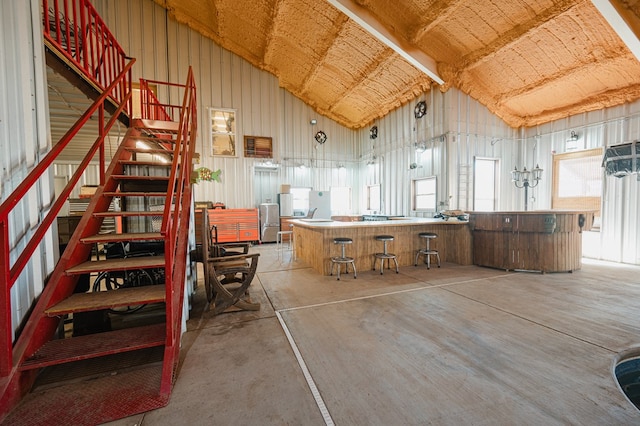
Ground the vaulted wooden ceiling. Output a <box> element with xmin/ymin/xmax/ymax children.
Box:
<box><xmin>152</xmin><ymin>0</ymin><xmax>640</xmax><ymax>130</ymax></box>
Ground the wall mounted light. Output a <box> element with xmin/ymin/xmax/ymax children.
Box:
<box><xmin>310</xmin><ymin>119</ymin><xmax>317</xmax><ymax>125</ymax></box>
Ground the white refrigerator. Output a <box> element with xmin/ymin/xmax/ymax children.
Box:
<box><xmin>259</xmin><ymin>203</ymin><xmax>280</xmax><ymax>242</ymax></box>
<box><xmin>278</xmin><ymin>193</ymin><xmax>293</xmax><ymax>217</ymax></box>
<box><xmin>309</xmin><ymin>190</ymin><xmax>331</xmax><ymax>219</ymax></box>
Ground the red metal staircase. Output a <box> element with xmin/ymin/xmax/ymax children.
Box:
<box><xmin>0</xmin><ymin>1</ymin><xmax>198</xmax><ymax>423</ymax></box>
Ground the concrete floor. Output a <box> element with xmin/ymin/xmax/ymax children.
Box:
<box><xmin>105</xmin><ymin>244</ymin><xmax>640</xmax><ymax>425</ymax></box>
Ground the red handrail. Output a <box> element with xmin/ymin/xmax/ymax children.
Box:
<box><xmin>0</xmin><ymin>60</ymin><xmax>135</xmax><ymax>376</ymax></box>
<box><xmin>138</xmin><ymin>69</ymin><xmax>197</xmax><ymax>394</ymax></box>
<box><xmin>43</xmin><ymin>0</ymin><xmax>131</xmax><ymax>113</ymax></box>
<box><xmin>139</xmin><ymin>79</ymin><xmax>174</xmax><ymax>122</ymax></box>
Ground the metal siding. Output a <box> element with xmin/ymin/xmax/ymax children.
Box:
<box><xmin>87</xmin><ymin>0</ymin><xmax>640</xmax><ymax>265</ymax></box>
<box><xmin>92</xmin><ymin>0</ymin><xmax>359</xmax><ymax>211</ymax></box>
<box><xmin>524</xmin><ymin>103</ymin><xmax>640</xmax><ymax>264</ymax></box>
<box><xmin>1</xmin><ymin>0</ymin><xmax>57</xmax><ymax>341</ymax></box>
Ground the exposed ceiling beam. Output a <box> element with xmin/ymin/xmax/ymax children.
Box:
<box><xmin>325</xmin><ymin>0</ymin><xmax>444</xmax><ymax>85</ymax></box>
<box><xmin>591</xmin><ymin>0</ymin><xmax>640</xmax><ymax>62</ymax></box>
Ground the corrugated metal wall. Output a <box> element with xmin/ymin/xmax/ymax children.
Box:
<box><xmin>526</xmin><ymin>104</ymin><xmax>640</xmax><ymax>264</ymax></box>
<box><xmin>364</xmin><ymin>88</ymin><xmax>520</xmax><ymax>216</ymax></box>
<box><xmin>87</xmin><ymin>0</ymin><xmax>640</xmax><ymax>265</ymax></box>
<box><xmin>92</xmin><ymin>0</ymin><xmax>359</xmax><ymax>210</ymax></box>
<box><xmin>1</xmin><ymin>0</ymin><xmax>57</xmax><ymax>340</ymax></box>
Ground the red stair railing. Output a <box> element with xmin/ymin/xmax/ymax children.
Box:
<box><xmin>43</xmin><ymin>0</ymin><xmax>132</xmax><ymax>111</ymax></box>
<box><xmin>0</xmin><ymin>60</ymin><xmax>135</xmax><ymax>377</ymax></box>
<box><xmin>138</xmin><ymin>69</ymin><xmax>198</xmax><ymax>394</ymax></box>
<box><xmin>139</xmin><ymin>79</ymin><xmax>176</xmax><ymax>122</ymax></box>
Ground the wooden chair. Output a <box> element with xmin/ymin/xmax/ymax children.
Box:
<box><xmin>193</xmin><ymin>208</ymin><xmax>260</xmax><ymax>314</ymax></box>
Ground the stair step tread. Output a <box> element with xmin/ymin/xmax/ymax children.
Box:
<box><xmin>94</xmin><ymin>211</ymin><xmax>167</xmax><ymax>218</ymax></box>
<box><xmin>20</xmin><ymin>323</ymin><xmax>166</xmax><ymax>370</ymax></box>
<box><xmin>111</xmin><ymin>175</ymin><xmax>170</xmax><ymax>181</ymax></box>
<box><xmin>66</xmin><ymin>256</ymin><xmax>166</xmax><ymax>275</ymax></box>
<box><xmin>135</xmin><ymin>135</ymin><xmax>177</xmax><ymax>142</ymax></box>
<box><xmin>81</xmin><ymin>232</ymin><xmax>164</xmax><ymax>244</ymax></box>
<box><xmin>45</xmin><ymin>284</ymin><xmax>166</xmax><ymax>316</ymax></box>
<box><xmin>125</xmin><ymin>147</ymin><xmax>174</xmax><ymax>155</ymax></box>
<box><xmin>103</xmin><ymin>191</ymin><xmax>168</xmax><ymax>197</ymax></box>
<box><xmin>120</xmin><ymin>160</ymin><xmax>173</xmax><ymax>167</ymax></box>
<box><xmin>133</xmin><ymin>119</ymin><xmax>180</xmax><ymax>132</ymax></box>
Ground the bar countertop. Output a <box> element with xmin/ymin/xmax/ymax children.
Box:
<box><xmin>290</xmin><ymin>217</ymin><xmax>469</xmax><ymax>228</ymax></box>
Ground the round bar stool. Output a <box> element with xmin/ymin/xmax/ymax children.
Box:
<box><xmin>330</xmin><ymin>237</ymin><xmax>357</xmax><ymax>280</ymax></box>
<box><xmin>415</xmin><ymin>232</ymin><xmax>440</xmax><ymax>269</ymax></box>
<box><xmin>373</xmin><ymin>235</ymin><xmax>398</xmax><ymax>275</ymax></box>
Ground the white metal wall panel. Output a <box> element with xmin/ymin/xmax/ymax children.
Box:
<box><xmin>1</xmin><ymin>0</ymin><xmax>57</xmax><ymax>340</ymax></box>
<box><xmin>90</xmin><ymin>0</ymin><xmax>640</xmax><ymax>265</ymax></box>
<box><xmin>525</xmin><ymin>102</ymin><xmax>640</xmax><ymax>264</ymax></box>
<box><xmin>93</xmin><ymin>0</ymin><xmax>359</xmax><ymax>210</ymax></box>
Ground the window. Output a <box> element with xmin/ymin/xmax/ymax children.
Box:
<box><xmin>367</xmin><ymin>184</ymin><xmax>380</xmax><ymax>211</ymax></box>
<box><xmin>474</xmin><ymin>157</ymin><xmax>499</xmax><ymax>211</ymax></box>
<box><xmin>290</xmin><ymin>187</ymin><xmax>311</xmax><ymax>216</ymax></box>
<box><xmin>552</xmin><ymin>148</ymin><xmax>602</xmax><ymax>227</ymax></box>
<box><xmin>412</xmin><ymin>177</ymin><xmax>436</xmax><ymax>211</ymax></box>
<box><xmin>210</xmin><ymin>108</ymin><xmax>237</xmax><ymax>156</ymax></box>
<box><xmin>331</xmin><ymin>187</ymin><xmax>351</xmax><ymax>214</ymax></box>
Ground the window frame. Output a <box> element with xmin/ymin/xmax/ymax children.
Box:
<box><xmin>366</xmin><ymin>184</ymin><xmax>381</xmax><ymax>212</ymax></box>
<box><xmin>330</xmin><ymin>186</ymin><xmax>352</xmax><ymax>214</ymax></box>
<box><xmin>552</xmin><ymin>147</ymin><xmax>603</xmax><ymax>227</ymax></box>
<box><xmin>290</xmin><ymin>187</ymin><xmax>311</xmax><ymax>216</ymax></box>
<box><xmin>473</xmin><ymin>156</ymin><xmax>500</xmax><ymax>211</ymax></box>
<box><xmin>412</xmin><ymin>176</ymin><xmax>437</xmax><ymax>212</ymax></box>
<box><xmin>209</xmin><ymin>107</ymin><xmax>237</xmax><ymax>157</ymax></box>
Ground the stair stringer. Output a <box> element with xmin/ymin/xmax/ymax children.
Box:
<box><xmin>0</xmin><ymin>128</ymin><xmax>146</xmax><ymax>412</ymax></box>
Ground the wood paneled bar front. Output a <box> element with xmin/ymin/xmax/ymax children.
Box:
<box><xmin>469</xmin><ymin>211</ymin><xmax>594</xmax><ymax>273</ymax></box>
<box><xmin>291</xmin><ymin>218</ymin><xmax>472</xmax><ymax>276</ymax></box>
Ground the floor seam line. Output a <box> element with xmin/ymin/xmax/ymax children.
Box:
<box><xmin>275</xmin><ymin>311</ymin><xmax>335</xmax><ymax>426</ymax></box>
<box><xmin>442</xmin><ymin>287</ymin><xmax>619</xmax><ymax>354</ymax></box>
<box><xmin>276</xmin><ymin>273</ymin><xmax>513</xmax><ymax>313</ymax></box>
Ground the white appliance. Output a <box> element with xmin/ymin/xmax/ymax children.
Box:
<box><xmin>259</xmin><ymin>203</ymin><xmax>280</xmax><ymax>242</ymax></box>
<box><xmin>278</xmin><ymin>193</ymin><xmax>293</xmax><ymax>217</ymax></box>
<box><xmin>309</xmin><ymin>190</ymin><xmax>331</xmax><ymax>219</ymax></box>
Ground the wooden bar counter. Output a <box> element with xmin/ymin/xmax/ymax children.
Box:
<box><xmin>469</xmin><ymin>210</ymin><xmax>594</xmax><ymax>273</ymax></box>
<box><xmin>291</xmin><ymin>218</ymin><xmax>472</xmax><ymax>276</ymax></box>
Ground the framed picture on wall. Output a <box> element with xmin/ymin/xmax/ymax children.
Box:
<box><xmin>210</xmin><ymin>107</ymin><xmax>237</xmax><ymax>156</ymax></box>
<box><xmin>244</xmin><ymin>136</ymin><xmax>273</xmax><ymax>158</ymax></box>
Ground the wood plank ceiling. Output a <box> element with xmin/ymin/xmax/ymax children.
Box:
<box><xmin>153</xmin><ymin>0</ymin><xmax>640</xmax><ymax>129</ymax></box>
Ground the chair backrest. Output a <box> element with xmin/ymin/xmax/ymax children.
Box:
<box><xmin>306</xmin><ymin>208</ymin><xmax>317</xmax><ymax>218</ymax></box>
